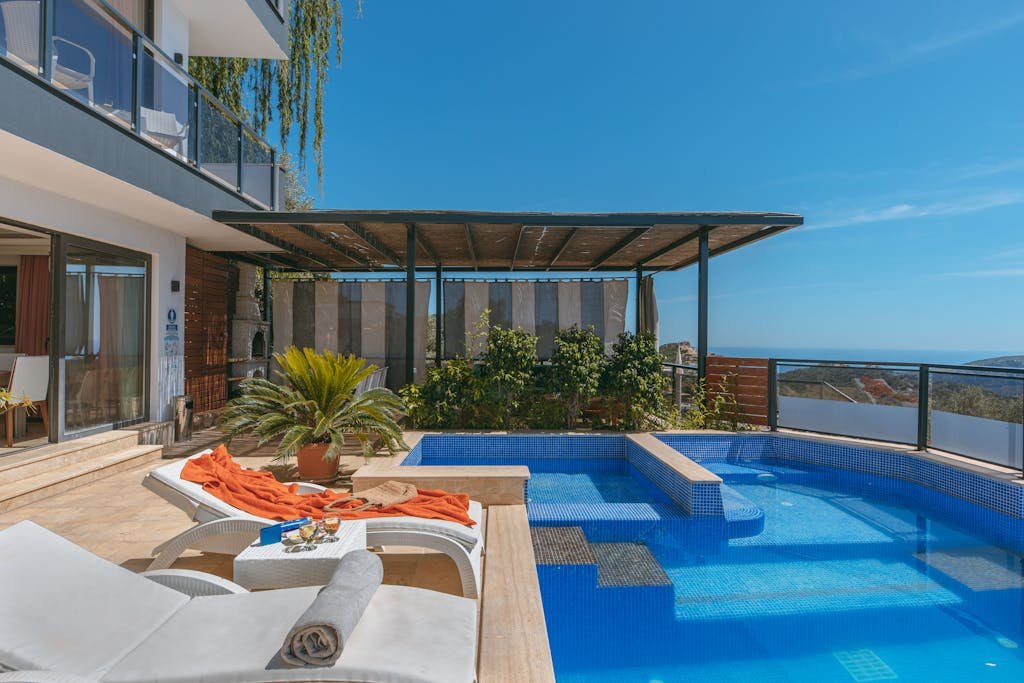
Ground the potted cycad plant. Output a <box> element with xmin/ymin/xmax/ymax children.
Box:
<box><xmin>220</xmin><ymin>347</ymin><xmax>408</xmax><ymax>480</ymax></box>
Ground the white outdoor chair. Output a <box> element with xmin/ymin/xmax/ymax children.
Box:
<box><xmin>143</xmin><ymin>450</ymin><xmax>485</xmax><ymax>598</ymax></box>
<box><xmin>0</xmin><ymin>521</ymin><xmax>478</xmax><ymax>683</ymax></box>
<box><xmin>0</xmin><ymin>352</ymin><xmax>24</xmax><ymax>374</ymax></box>
<box><xmin>4</xmin><ymin>354</ymin><xmax>48</xmax><ymax>447</ymax></box>
<box><xmin>0</xmin><ymin>1</ymin><xmax>95</xmax><ymax>103</ymax></box>
<box><xmin>140</xmin><ymin>107</ymin><xmax>189</xmax><ymax>155</ymax></box>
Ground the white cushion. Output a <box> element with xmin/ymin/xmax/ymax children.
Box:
<box><xmin>104</xmin><ymin>585</ymin><xmax>478</xmax><ymax>683</ymax></box>
<box><xmin>150</xmin><ymin>453</ymin><xmax>483</xmax><ymax>548</ymax></box>
<box><xmin>0</xmin><ymin>522</ymin><xmax>188</xmax><ymax>678</ymax></box>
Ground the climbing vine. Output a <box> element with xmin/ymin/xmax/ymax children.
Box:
<box><xmin>189</xmin><ymin>0</ymin><xmax>355</xmax><ymax>186</ymax></box>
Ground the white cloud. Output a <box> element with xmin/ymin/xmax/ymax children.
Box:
<box><xmin>805</xmin><ymin>190</ymin><xmax>1024</xmax><ymax>231</ymax></box>
<box><xmin>940</xmin><ymin>268</ymin><xmax>1024</xmax><ymax>278</ymax></box>
<box><xmin>806</xmin><ymin>10</ymin><xmax>1024</xmax><ymax>85</ymax></box>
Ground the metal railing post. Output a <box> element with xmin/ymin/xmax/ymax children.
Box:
<box><xmin>40</xmin><ymin>0</ymin><xmax>54</xmax><ymax>81</ymax></box>
<box><xmin>190</xmin><ymin>86</ymin><xmax>200</xmax><ymax>166</ymax></box>
<box><xmin>270</xmin><ymin>148</ymin><xmax>279</xmax><ymax>209</ymax></box>
<box><xmin>131</xmin><ymin>34</ymin><xmax>143</xmax><ymax>136</ymax></box>
<box><xmin>236</xmin><ymin>122</ymin><xmax>244</xmax><ymax>194</ymax></box>
<box><xmin>917</xmin><ymin>364</ymin><xmax>929</xmax><ymax>451</ymax></box>
<box><xmin>768</xmin><ymin>358</ymin><xmax>778</xmax><ymax>431</ymax></box>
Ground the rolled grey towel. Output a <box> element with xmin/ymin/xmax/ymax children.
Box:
<box><xmin>280</xmin><ymin>549</ymin><xmax>383</xmax><ymax>667</ymax></box>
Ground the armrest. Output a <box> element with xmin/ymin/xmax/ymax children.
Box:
<box><xmin>0</xmin><ymin>673</ymin><xmax>99</xmax><ymax>683</ymax></box>
<box><xmin>141</xmin><ymin>569</ymin><xmax>249</xmax><ymax>597</ymax></box>
<box><xmin>51</xmin><ymin>36</ymin><xmax>96</xmax><ymax>76</ymax></box>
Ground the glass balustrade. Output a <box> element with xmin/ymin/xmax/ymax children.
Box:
<box><xmin>0</xmin><ymin>0</ymin><xmax>277</xmax><ymax>207</ymax></box>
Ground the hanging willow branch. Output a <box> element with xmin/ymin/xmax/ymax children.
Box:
<box><xmin>190</xmin><ymin>0</ymin><xmax>355</xmax><ymax>187</ymax></box>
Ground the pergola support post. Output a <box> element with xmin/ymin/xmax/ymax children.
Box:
<box><xmin>435</xmin><ymin>265</ymin><xmax>443</xmax><ymax>366</ymax></box>
<box><xmin>697</xmin><ymin>226</ymin><xmax>709</xmax><ymax>382</ymax></box>
<box><xmin>406</xmin><ymin>224</ymin><xmax>416</xmax><ymax>385</ymax></box>
<box><xmin>634</xmin><ymin>265</ymin><xmax>643</xmax><ymax>334</ymax></box>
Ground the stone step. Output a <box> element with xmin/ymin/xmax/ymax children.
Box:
<box><xmin>0</xmin><ymin>444</ymin><xmax>163</xmax><ymax>513</ymax></box>
<box><xmin>531</xmin><ymin>526</ymin><xmax>596</xmax><ymax>566</ymax></box>
<box><xmin>591</xmin><ymin>542</ymin><xmax>672</xmax><ymax>588</ymax></box>
<box><xmin>0</xmin><ymin>431</ymin><xmax>141</xmax><ymax>486</ymax></box>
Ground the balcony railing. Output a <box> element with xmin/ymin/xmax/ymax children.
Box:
<box><xmin>767</xmin><ymin>358</ymin><xmax>1024</xmax><ymax>474</ymax></box>
<box><xmin>0</xmin><ymin>0</ymin><xmax>278</xmax><ymax>209</ymax></box>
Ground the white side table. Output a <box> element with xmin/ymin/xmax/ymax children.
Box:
<box><xmin>233</xmin><ymin>520</ymin><xmax>367</xmax><ymax>590</ymax></box>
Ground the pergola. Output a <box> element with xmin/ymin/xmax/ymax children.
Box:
<box><xmin>212</xmin><ymin>209</ymin><xmax>805</xmax><ymax>384</ymax></box>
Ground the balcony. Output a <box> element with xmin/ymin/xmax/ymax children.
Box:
<box><xmin>0</xmin><ymin>0</ymin><xmax>279</xmax><ymax>210</ymax></box>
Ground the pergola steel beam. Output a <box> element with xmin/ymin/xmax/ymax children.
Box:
<box><xmin>548</xmin><ymin>228</ymin><xmax>578</xmax><ymax>269</ymax></box>
<box><xmin>510</xmin><ymin>225</ymin><xmax>525</xmax><ymax>271</ymax></box>
<box><xmin>591</xmin><ymin>227</ymin><xmax>651</xmax><ymax>271</ymax></box>
<box><xmin>405</xmin><ymin>224</ymin><xmax>417</xmax><ymax>385</ymax></box>
<box><xmin>463</xmin><ymin>224</ymin><xmax>478</xmax><ymax>270</ymax></box>
<box><xmin>638</xmin><ymin>229</ymin><xmax>701</xmax><ymax>267</ymax></box>
<box><xmin>697</xmin><ymin>227</ymin><xmax>709</xmax><ymax>381</ymax></box>
<box><xmin>413</xmin><ymin>224</ymin><xmax>440</xmax><ymax>266</ymax></box>
<box><xmin>291</xmin><ymin>223</ymin><xmax>372</xmax><ymax>268</ymax></box>
<box><xmin>340</xmin><ymin>222</ymin><xmax>403</xmax><ymax>267</ymax></box>
<box><xmin>214</xmin><ymin>209</ymin><xmax>804</xmax><ymax>229</ymax></box>
<box><xmin>231</xmin><ymin>224</ymin><xmax>334</xmax><ymax>270</ymax></box>
<box><xmin>661</xmin><ymin>224</ymin><xmax>794</xmax><ymax>272</ymax></box>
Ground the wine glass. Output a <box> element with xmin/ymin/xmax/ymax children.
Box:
<box><xmin>322</xmin><ymin>514</ymin><xmax>341</xmax><ymax>543</ymax></box>
<box><xmin>299</xmin><ymin>522</ymin><xmax>318</xmax><ymax>551</ymax></box>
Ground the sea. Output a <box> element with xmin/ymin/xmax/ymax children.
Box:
<box><xmin>708</xmin><ymin>347</ymin><xmax>1021</xmax><ymax>366</ymax></box>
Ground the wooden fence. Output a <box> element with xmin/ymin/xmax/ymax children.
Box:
<box><xmin>706</xmin><ymin>356</ymin><xmax>770</xmax><ymax>426</ymax></box>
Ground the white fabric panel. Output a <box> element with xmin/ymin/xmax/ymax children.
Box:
<box><xmin>464</xmin><ymin>281</ymin><xmax>489</xmax><ymax>357</ymax></box>
<box><xmin>603</xmin><ymin>279</ymin><xmax>628</xmax><ymax>353</ymax></box>
<box><xmin>270</xmin><ymin>280</ymin><xmax>293</xmax><ymax>379</ymax></box>
<box><xmin>557</xmin><ymin>280</ymin><xmax>581</xmax><ymax>330</ymax></box>
<box><xmin>511</xmin><ymin>281</ymin><xmax>535</xmax><ymax>335</ymax></box>
<box><xmin>643</xmin><ymin>276</ymin><xmax>659</xmax><ymax>344</ymax></box>
<box><xmin>314</xmin><ymin>280</ymin><xmax>339</xmax><ymax>353</ymax></box>
<box><xmin>413</xmin><ymin>281</ymin><xmax>431</xmax><ymax>383</ymax></box>
<box><xmin>360</xmin><ymin>281</ymin><xmax>386</xmax><ymax>367</ymax></box>
<box><xmin>270</xmin><ymin>280</ymin><xmax>293</xmax><ymax>351</ymax></box>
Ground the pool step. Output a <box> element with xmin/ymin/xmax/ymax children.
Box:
<box><xmin>531</xmin><ymin>526</ymin><xmax>672</xmax><ymax>589</ymax></box>
<box><xmin>591</xmin><ymin>542</ymin><xmax>671</xmax><ymax>587</ymax></box>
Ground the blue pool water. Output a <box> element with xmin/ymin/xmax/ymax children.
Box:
<box><xmin>410</xmin><ymin>437</ymin><xmax>1024</xmax><ymax>681</ymax></box>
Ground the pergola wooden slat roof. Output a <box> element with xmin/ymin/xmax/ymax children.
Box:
<box><xmin>212</xmin><ymin>210</ymin><xmax>804</xmax><ymax>272</ymax></box>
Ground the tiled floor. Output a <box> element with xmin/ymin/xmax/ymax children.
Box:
<box><xmin>0</xmin><ymin>429</ymin><xmax>463</xmax><ymax>596</ymax></box>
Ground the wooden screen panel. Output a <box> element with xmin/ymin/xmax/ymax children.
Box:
<box><xmin>185</xmin><ymin>247</ymin><xmax>229</xmax><ymax>413</ymax></box>
<box><xmin>706</xmin><ymin>356</ymin><xmax>769</xmax><ymax>426</ymax></box>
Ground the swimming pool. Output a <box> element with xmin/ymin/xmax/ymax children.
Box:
<box><xmin>405</xmin><ymin>433</ymin><xmax>1024</xmax><ymax>681</ymax></box>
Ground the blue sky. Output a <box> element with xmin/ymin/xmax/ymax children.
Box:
<box><xmin>292</xmin><ymin>0</ymin><xmax>1024</xmax><ymax>357</ymax></box>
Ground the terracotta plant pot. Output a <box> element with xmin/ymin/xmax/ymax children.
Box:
<box><xmin>295</xmin><ymin>443</ymin><xmax>338</xmax><ymax>480</ymax></box>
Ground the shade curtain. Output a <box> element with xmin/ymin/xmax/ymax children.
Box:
<box><xmin>14</xmin><ymin>255</ymin><xmax>50</xmax><ymax>356</ymax></box>
<box><xmin>271</xmin><ymin>279</ymin><xmax>432</xmax><ymax>390</ymax></box>
<box><xmin>441</xmin><ymin>278</ymin><xmax>629</xmax><ymax>360</ymax></box>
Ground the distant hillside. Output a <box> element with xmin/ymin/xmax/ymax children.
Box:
<box><xmin>967</xmin><ymin>356</ymin><xmax>1024</xmax><ymax>369</ymax></box>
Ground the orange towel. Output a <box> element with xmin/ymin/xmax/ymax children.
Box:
<box><xmin>180</xmin><ymin>445</ymin><xmax>476</xmax><ymax>527</ymax></box>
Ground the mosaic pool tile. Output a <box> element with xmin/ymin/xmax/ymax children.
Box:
<box><xmin>531</xmin><ymin>526</ymin><xmax>596</xmax><ymax>565</ymax></box>
<box><xmin>591</xmin><ymin>542</ymin><xmax>671</xmax><ymax>587</ymax></box>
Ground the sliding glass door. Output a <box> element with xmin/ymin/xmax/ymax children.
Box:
<box><xmin>54</xmin><ymin>237</ymin><xmax>149</xmax><ymax>437</ymax></box>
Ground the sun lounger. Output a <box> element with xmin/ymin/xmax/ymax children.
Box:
<box><xmin>0</xmin><ymin>521</ymin><xmax>478</xmax><ymax>683</ymax></box>
<box><xmin>142</xmin><ymin>450</ymin><xmax>484</xmax><ymax>598</ymax></box>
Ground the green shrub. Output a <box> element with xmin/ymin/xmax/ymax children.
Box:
<box><xmin>518</xmin><ymin>393</ymin><xmax>568</xmax><ymax>429</ymax></box>
<box><xmin>479</xmin><ymin>326</ymin><xmax>539</xmax><ymax>428</ymax></box>
<box><xmin>401</xmin><ymin>358</ymin><xmax>476</xmax><ymax>429</ymax></box>
<box><xmin>550</xmin><ymin>325</ymin><xmax>605</xmax><ymax>428</ymax></box>
<box><xmin>679</xmin><ymin>375</ymin><xmax>751</xmax><ymax>431</ymax></box>
<box><xmin>602</xmin><ymin>331</ymin><xmax>672</xmax><ymax>430</ymax></box>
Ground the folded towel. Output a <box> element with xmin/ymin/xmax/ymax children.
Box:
<box><xmin>280</xmin><ymin>549</ymin><xmax>383</xmax><ymax>667</ymax></box>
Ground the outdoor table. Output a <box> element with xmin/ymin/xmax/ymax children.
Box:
<box><xmin>233</xmin><ymin>519</ymin><xmax>367</xmax><ymax>590</ymax></box>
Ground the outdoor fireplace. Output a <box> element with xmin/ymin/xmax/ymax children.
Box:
<box><xmin>228</xmin><ymin>263</ymin><xmax>270</xmax><ymax>388</ymax></box>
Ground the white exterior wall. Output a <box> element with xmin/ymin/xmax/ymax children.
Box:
<box><xmin>778</xmin><ymin>396</ymin><xmax>918</xmax><ymax>445</ymax></box>
<box><xmin>154</xmin><ymin>1</ymin><xmax>191</xmax><ymax>66</ymax></box>
<box><xmin>0</xmin><ymin>177</ymin><xmax>185</xmax><ymax>424</ymax></box>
